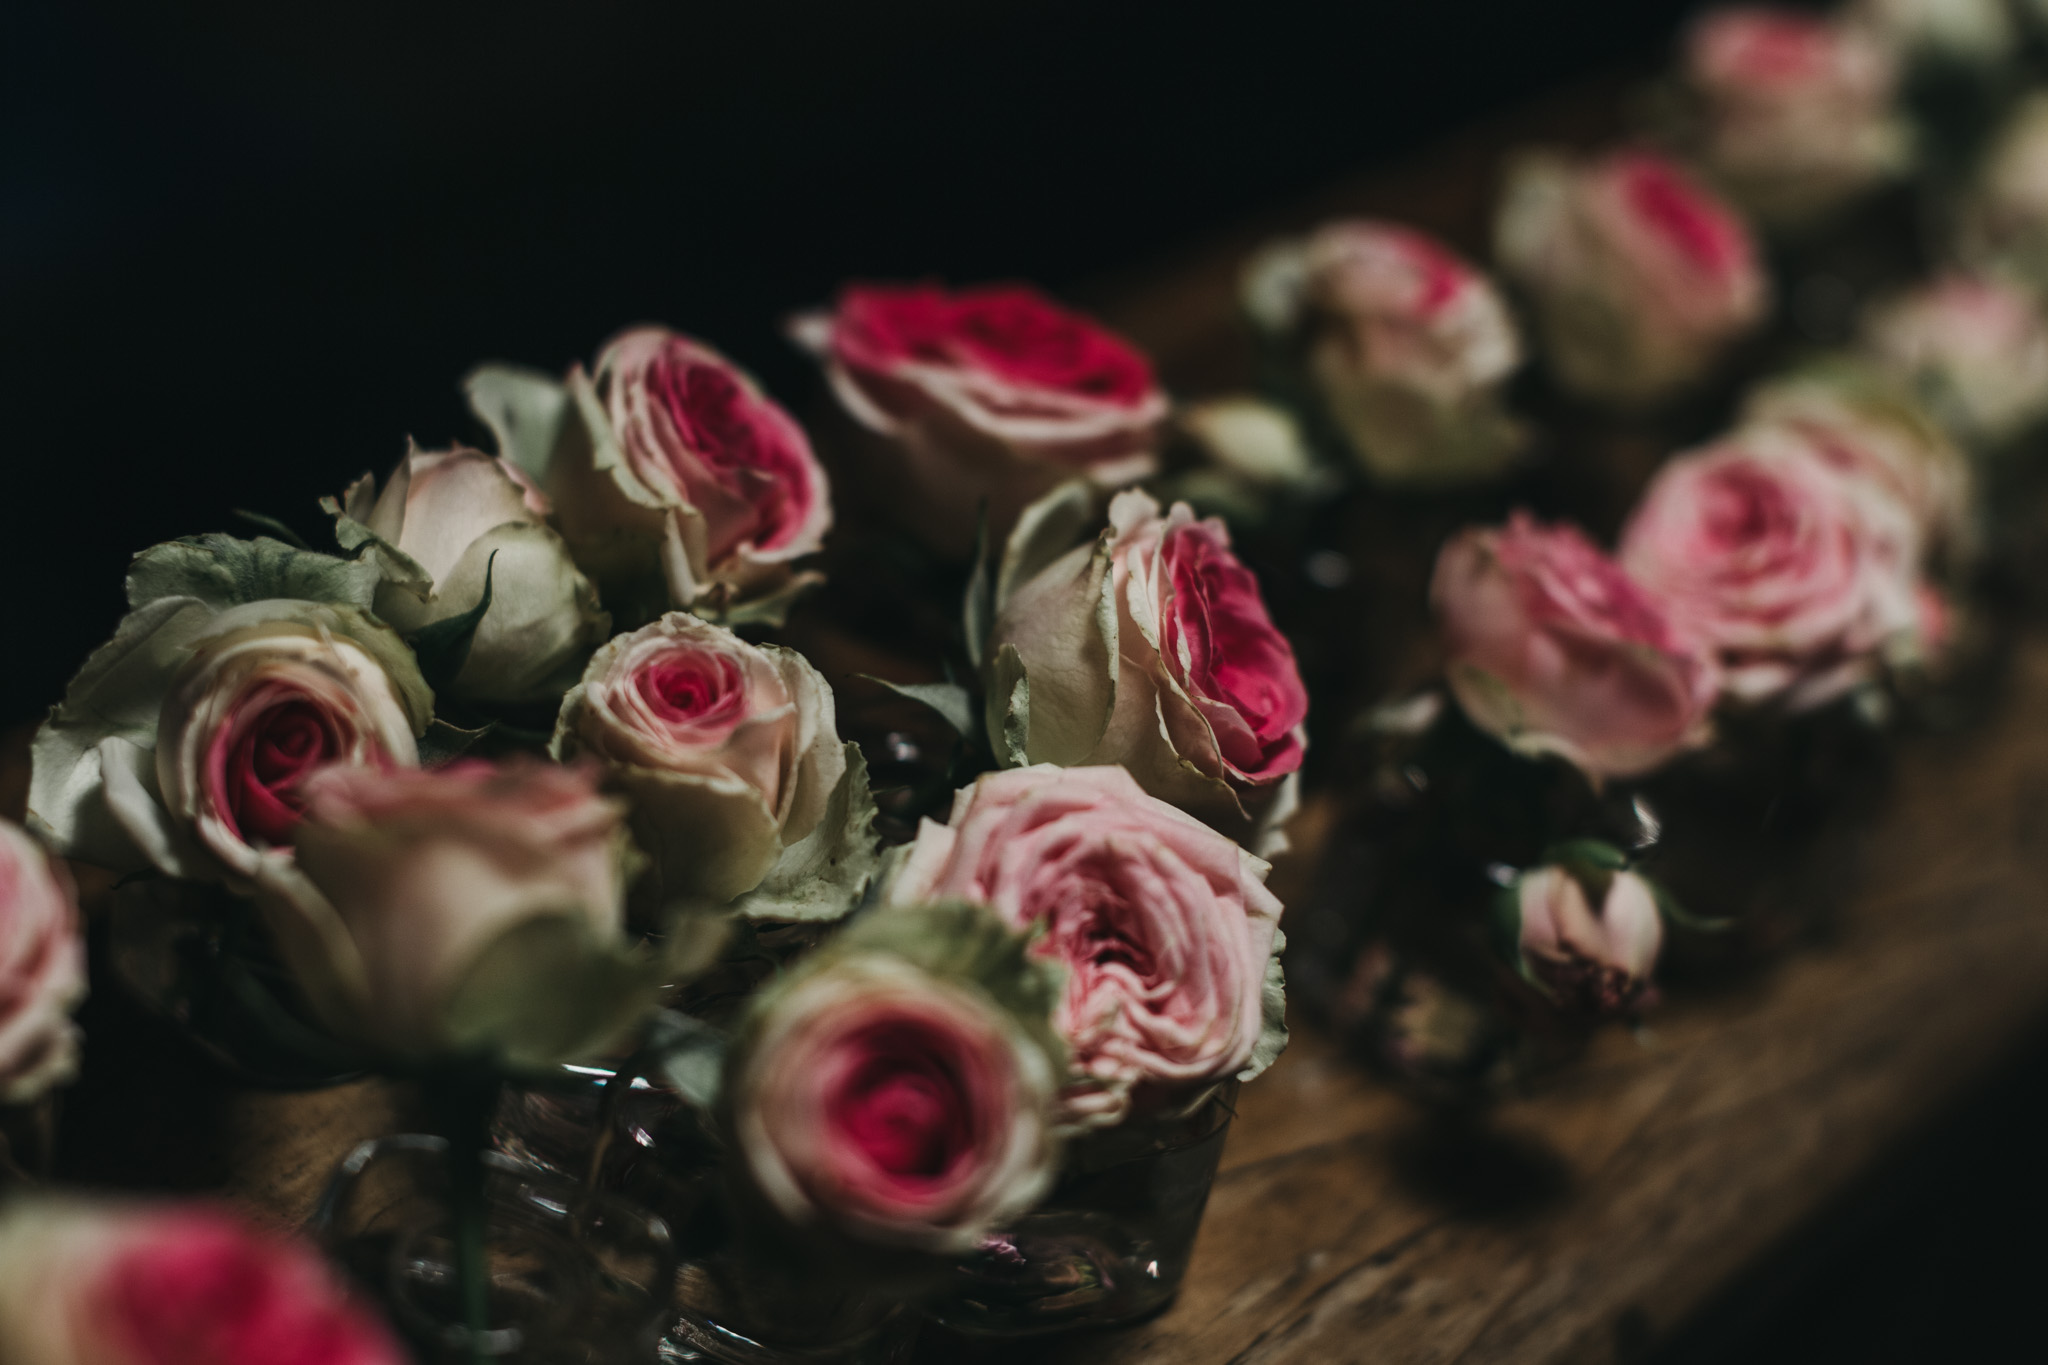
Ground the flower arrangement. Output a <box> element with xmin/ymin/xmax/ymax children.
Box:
<box><xmin>11</xmin><ymin>0</ymin><xmax>2048</xmax><ymax>1358</ymax></box>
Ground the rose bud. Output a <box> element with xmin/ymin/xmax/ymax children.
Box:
<box><xmin>1861</xmin><ymin>274</ymin><xmax>2048</xmax><ymax>450</ymax></box>
<box><xmin>328</xmin><ymin>443</ymin><xmax>609</xmax><ymax>703</ymax></box>
<box><xmin>1502</xmin><ymin>861</ymin><xmax>1664</xmax><ymax>1019</ymax></box>
<box><xmin>249</xmin><ymin>760</ymin><xmax>681</xmax><ymax>1070</ymax></box>
<box><xmin>552</xmin><ymin>612</ymin><xmax>876</xmax><ymax>919</ymax></box>
<box><xmin>1681</xmin><ymin>7</ymin><xmax>1909</xmax><ymax>227</ymax></box>
<box><xmin>1961</xmin><ymin>94</ymin><xmax>2048</xmax><ymax>292</ymax></box>
<box><xmin>0</xmin><ymin>1199</ymin><xmax>403</xmax><ymax>1365</ymax></box>
<box><xmin>726</xmin><ymin>902</ymin><xmax>1062</xmax><ymax>1253</ymax></box>
<box><xmin>1431</xmin><ymin>512</ymin><xmax>1721</xmax><ymax>782</ymax></box>
<box><xmin>1241</xmin><ymin>219</ymin><xmax>1526</xmax><ymax>484</ymax></box>
<box><xmin>883</xmin><ymin>764</ymin><xmax>1286</xmax><ymax>1129</ymax></box>
<box><xmin>1620</xmin><ymin>425</ymin><xmax>1926</xmax><ymax>710</ymax></box>
<box><xmin>1494</xmin><ymin>147</ymin><xmax>1769</xmax><ymax>406</ymax></box>
<box><xmin>32</xmin><ymin>586</ymin><xmax>430</xmax><ymax>885</ymax></box>
<box><xmin>467</xmin><ymin>326</ymin><xmax>831</xmax><ymax>625</ymax></box>
<box><xmin>1740</xmin><ymin>359</ymin><xmax>1973</xmax><ymax>569</ymax></box>
<box><xmin>984</xmin><ymin>484</ymin><xmax>1308</xmax><ymax>853</ymax></box>
<box><xmin>789</xmin><ymin>282</ymin><xmax>1169</xmax><ymax>556</ymax></box>
<box><xmin>0</xmin><ymin>819</ymin><xmax>86</xmax><ymax>1104</ymax></box>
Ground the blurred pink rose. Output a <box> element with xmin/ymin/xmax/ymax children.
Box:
<box><xmin>1621</xmin><ymin>426</ymin><xmax>1925</xmax><ymax>709</ymax></box>
<box><xmin>1513</xmin><ymin>865</ymin><xmax>1664</xmax><ymax>1018</ymax></box>
<box><xmin>1495</xmin><ymin>148</ymin><xmax>1768</xmax><ymax>405</ymax></box>
<box><xmin>335</xmin><ymin>444</ymin><xmax>608</xmax><ymax>703</ymax></box>
<box><xmin>1740</xmin><ymin>362</ymin><xmax>1972</xmax><ymax>569</ymax></box>
<box><xmin>731</xmin><ymin>950</ymin><xmax>1058</xmax><ymax>1252</ymax></box>
<box><xmin>1862</xmin><ymin>273</ymin><xmax>2048</xmax><ymax>448</ymax></box>
<box><xmin>1432</xmin><ymin>512</ymin><xmax>1720</xmax><ymax>780</ymax></box>
<box><xmin>1684</xmin><ymin>7</ymin><xmax>1907</xmax><ymax>225</ymax></box>
<box><xmin>1243</xmin><ymin>219</ymin><xmax>1525</xmax><ymax>483</ymax></box>
<box><xmin>0</xmin><ymin>819</ymin><xmax>86</xmax><ymax>1103</ymax></box>
<box><xmin>0</xmin><ymin>1200</ymin><xmax>402</xmax><ymax>1365</ymax></box>
<box><xmin>251</xmin><ymin>759</ymin><xmax>660</xmax><ymax>1069</ymax></box>
<box><xmin>885</xmin><ymin>764</ymin><xmax>1285</xmax><ymax>1127</ymax></box>
<box><xmin>554</xmin><ymin>612</ymin><xmax>856</xmax><ymax>906</ymax></box>
<box><xmin>987</xmin><ymin>488</ymin><xmax>1307</xmax><ymax>845</ymax></box>
<box><xmin>791</xmin><ymin>282</ymin><xmax>1167</xmax><ymax>554</ymax></box>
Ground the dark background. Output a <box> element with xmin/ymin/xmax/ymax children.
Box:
<box><xmin>8</xmin><ymin>3</ymin><xmax>2041</xmax><ymax>1361</ymax></box>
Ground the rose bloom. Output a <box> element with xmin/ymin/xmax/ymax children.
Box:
<box><xmin>492</xmin><ymin>325</ymin><xmax>830</xmax><ymax>618</ymax></box>
<box><xmin>729</xmin><ymin>944</ymin><xmax>1059</xmax><ymax>1253</ymax></box>
<box><xmin>1961</xmin><ymin>94</ymin><xmax>2048</xmax><ymax>292</ymax></box>
<box><xmin>554</xmin><ymin>613</ymin><xmax>855</xmax><ymax>906</ymax></box>
<box><xmin>0</xmin><ymin>1200</ymin><xmax>402</xmax><ymax>1365</ymax></box>
<box><xmin>986</xmin><ymin>487</ymin><xmax>1307</xmax><ymax>847</ymax></box>
<box><xmin>1495</xmin><ymin>147</ymin><xmax>1769</xmax><ymax>406</ymax></box>
<box><xmin>1432</xmin><ymin>512</ymin><xmax>1721</xmax><ymax>781</ymax></box>
<box><xmin>1740</xmin><ymin>360</ymin><xmax>1973</xmax><ymax>567</ymax></box>
<box><xmin>885</xmin><ymin>764</ymin><xmax>1285</xmax><ymax>1128</ymax></box>
<box><xmin>0</xmin><ymin>819</ymin><xmax>86</xmax><ymax>1103</ymax></box>
<box><xmin>1242</xmin><ymin>219</ymin><xmax>1525</xmax><ymax>484</ymax></box>
<box><xmin>1862</xmin><ymin>274</ymin><xmax>2048</xmax><ymax>450</ymax></box>
<box><xmin>791</xmin><ymin>282</ymin><xmax>1168</xmax><ymax>555</ymax></box>
<box><xmin>334</xmin><ymin>443</ymin><xmax>608</xmax><ymax>703</ymax></box>
<box><xmin>1683</xmin><ymin>7</ymin><xmax>1908</xmax><ymax>226</ymax></box>
<box><xmin>1620</xmin><ymin>426</ymin><xmax>1926</xmax><ymax>710</ymax></box>
<box><xmin>1512</xmin><ymin>865</ymin><xmax>1664</xmax><ymax>1019</ymax></box>
<box><xmin>32</xmin><ymin>599</ymin><xmax>428</xmax><ymax>885</ymax></box>
<box><xmin>250</xmin><ymin>759</ymin><xmax>661</xmax><ymax>1070</ymax></box>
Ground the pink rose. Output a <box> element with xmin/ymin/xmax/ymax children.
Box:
<box><xmin>985</xmin><ymin>487</ymin><xmax>1307</xmax><ymax>849</ymax></box>
<box><xmin>123</xmin><ymin>603</ymin><xmax>429</xmax><ymax>884</ymax></box>
<box><xmin>1432</xmin><ymin>512</ymin><xmax>1721</xmax><ymax>780</ymax></box>
<box><xmin>1511</xmin><ymin>864</ymin><xmax>1664</xmax><ymax>1018</ymax></box>
<box><xmin>1242</xmin><ymin>219</ymin><xmax>1525</xmax><ymax>484</ymax></box>
<box><xmin>729</xmin><ymin>905</ymin><xmax>1060</xmax><ymax>1252</ymax></box>
<box><xmin>1620</xmin><ymin>426</ymin><xmax>1925</xmax><ymax>709</ymax></box>
<box><xmin>331</xmin><ymin>444</ymin><xmax>608</xmax><ymax>703</ymax></box>
<box><xmin>1862</xmin><ymin>273</ymin><xmax>2048</xmax><ymax>448</ymax></box>
<box><xmin>0</xmin><ymin>819</ymin><xmax>86</xmax><ymax>1103</ymax></box>
<box><xmin>791</xmin><ymin>282</ymin><xmax>1168</xmax><ymax>555</ymax></box>
<box><xmin>468</xmin><ymin>326</ymin><xmax>830</xmax><ymax>624</ymax></box>
<box><xmin>553</xmin><ymin>613</ymin><xmax>874</xmax><ymax>916</ymax></box>
<box><xmin>0</xmin><ymin>1200</ymin><xmax>402</xmax><ymax>1365</ymax></box>
<box><xmin>1495</xmin><ymin>148</ymin><xmax>1769</xmax><ymax>405</ymax></box>
<box><xmin>884</xmin><ymin>764</ymin><xmax>1285</xmax><ymax>1128</ymax></box>
<box><xmin>1739</xmin><ymin>361</ymin><xmax>1973</xmax><ymax>568</ymax></box>
<box><xmin>250</xmin><ymin>759</ymin><xmax>668</xmax><ymax>1069</ymax></box>
<box><xmin>1683</xmin><ymin>7</ymin><xmax>1907</xmax><ymax>225</ymax></box>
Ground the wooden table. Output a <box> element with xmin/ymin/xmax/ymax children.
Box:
<box><xmin>14</xmin><ymin>70</ymin><xmax>2048</xmax><ymax>1365</ymax></box>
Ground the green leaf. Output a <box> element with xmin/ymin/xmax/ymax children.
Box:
<box><xmin>1650</xmin><ymin>878</ymin><xmax>1735</xmax><ymax>934</ymax></box>
<box><xmin>231</xmin><ymin>509</ymin><xmax>314</xmax><ymax>551</ymax></box>
<box><xmin>126</xmin><ymin>534</ymin><xmax>382</xmax><ymax>613</ymax></box>
<box><xmin>1490</xmin><ymin>882</ymin><xmax>1527</xmax><ymax>970</ymax></box>
<box><xmin>323</xmin><ymin>500</ymin><xmax>434</xmax><ymax>601</ymax></box>
<box><xmin>707</xmin><ymin>571</ymin><xmax>826</xmax><ymax>629</ymax></box>
<box><xmin>464</xmin><ymin>364</ymin><xmax>572</xmax><ymax>480</ymax></box>
<box><xmin>407</xmin><ymin>551</ymin><xmax>496</xmax><ymax>694</ymax></box>
<box><xmin>964</xmin><ymin>502</ymin><xmax>994</xmax><ymax>668</ymax></box>
<box><xmin>858</xmin><ymin>676</ymin><xmax>978</xmax><ymax>742</ymax></box>
<box><xmin>418</xmin><ymin>718</ymin><xmax>497</xmax><ymax>767</ymax></box>
<box><xmin>729</xmin><ymin>743</ymin><xmax>882</xmax><ymax>923</ymax></box>
<box><xmin>1237</xmin><ymin>929</ymin><xmax>1289</xmax><ymax>1083</ymax></box>
<box><xmin>1541</xmin><ymin>838</ymin><xmax>1632</xmax><ymax>872</ymax></box>
<box><xmin>636</xmin><ymin>1010</ymin><xmax>729</xmax><ymax>1113</ymax></box>
<box><xmin>988</xmin><ymin>643</ymin><xmax>1031</xmax><ymax>768</ymax></box>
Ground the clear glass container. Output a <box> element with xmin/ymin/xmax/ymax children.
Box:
<box><xmin>925</xmin><ymin>1082</ymin><xmax>1238</xmax><ymax>1338</ymax></box>
<box><xmin>311</xmin><ymin>1133</ymin><xmax>677</xmax><ymax>1364</ymax></box>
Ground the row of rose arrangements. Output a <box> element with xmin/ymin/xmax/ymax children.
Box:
<box><xmin>0</xmin><ymin>258</ymin><xmax>1306</xmax><ymax>1356</ymax></box>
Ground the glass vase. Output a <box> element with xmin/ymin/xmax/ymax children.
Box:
<box><xmin>311</xmin><ymin>1134</ymin><xmax>677</xmax><ymax>1364</ymax></box>
<box><xmin>924</xmin><ymin>1082</ymin><xmax>1238</xmax><ymax>1338</ymax></box>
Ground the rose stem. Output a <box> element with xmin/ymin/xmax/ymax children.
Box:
<box><xmin>439</xmin><ymin>1068</ymin><xmax>501</xmax><ymax>1365</ymax></box>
